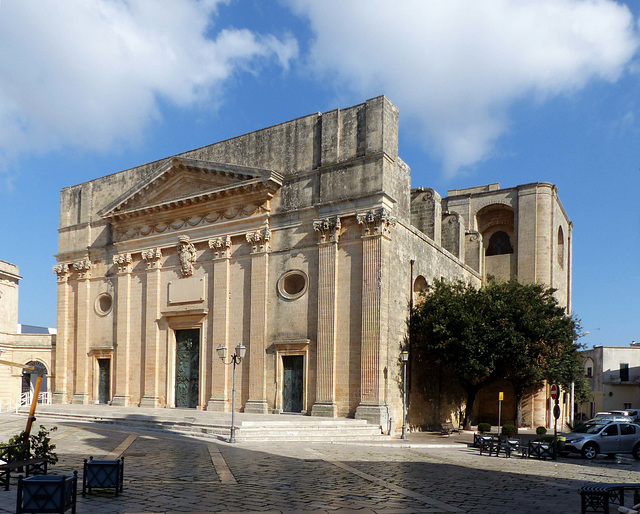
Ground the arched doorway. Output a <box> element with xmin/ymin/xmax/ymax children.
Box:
<box><xmin>21</xmin><ymin>361</ymin><xmax>48</xmax><ymax>404</ymax></box>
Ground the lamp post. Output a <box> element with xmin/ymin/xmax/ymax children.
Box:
<box><xmin>401</xmin><ymin>350</ymin><xmax>409</xmax><ymax>439</ymax></box>
<box><xmin>216</xmin><ymin>343</ymin><xmax>246</xmax><ymax>443</ymax></box>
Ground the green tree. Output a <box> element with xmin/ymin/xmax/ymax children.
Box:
<box><xmin>410</xmin><ymin>278</ymin><xmax>585</xmax><ymax>428</ymax></box>
<box><xmin>482</xmin><ymin>279</ymin><xmax>586</xmax><ymax>425</ymax></box>
<box><xmin>410</xmin><ymin>279</ymin><xmax>502</xmax><ymax>429</ymax></box>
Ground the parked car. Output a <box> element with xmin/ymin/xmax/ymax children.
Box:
<box><xmin>564</xmin><ymin>421</ymin><xmax>640</xmax><ymax>459</ymax></box>
<box><xmin>610</xmin><ymin>409</ymin><xmax>640</xmax><ymax>422</ymax></box>
<box><xmin>588</xmin><ymin>414</ymin><xmax>633</xmax><ymax>423</ymax></box>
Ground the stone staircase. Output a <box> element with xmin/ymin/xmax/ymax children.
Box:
<box><xmin>21</xmin><ymin>405</ymin><xmax>389</xmax><ymax>443</ymax></box>
<box><xmin>235</xmin><ymin>418</ymin><xmax>387</xmax><ymax>442</ymax></box>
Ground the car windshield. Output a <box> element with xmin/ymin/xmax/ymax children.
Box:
<box><xmin>573</xmin><ymin>422</ymin><xmax>607</xmax><ymax>434</ymax></box>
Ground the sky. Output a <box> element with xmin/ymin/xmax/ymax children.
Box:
<box><xmin>0</xmin><ymin>0</ymin><xmax>638</xmax><ymax>349</ymax></box>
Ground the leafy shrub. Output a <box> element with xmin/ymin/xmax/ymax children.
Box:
<box><xmin>477</xmin><ymin>422</ymin><xmax>491</xmax><ymax>434</ymax></box>
<box><xmin>536</xmin><ymin>426</ymin><xmax>547</xmax><ymax>435</ymax></box>
<box><xmin>502</xmin><ymin>424</ymin><xmax>517</xmax><ymax>437</ymax></box>
<box><xmin>3</xmin><ymin>425</ymin><xmax>58</xmax><ymax>465</ymax></box>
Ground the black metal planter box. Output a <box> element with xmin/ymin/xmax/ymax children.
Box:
<box><xmin>82</xmin><ymin>456</ymin><xmax>124</xmax><ymax>497</ymax></box>
<box><xmin>16</xmin><ymin>472</ymin><xmax>78</xmax><ymax>514</ymax></box>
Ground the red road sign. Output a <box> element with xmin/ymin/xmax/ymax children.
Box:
<box><xmin>550</xmin><ymin>384</ymin><xmax>559</xmax><ymax>400</ymax></box>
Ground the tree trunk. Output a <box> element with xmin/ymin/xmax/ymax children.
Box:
<box><xmin>463</xmin><ymin>388</ymin><xmax>478</xmax><ymax>430</ymax></box>
<box><xmin>514</xmin><ymin>388</ymin><xmax>524</xmax><ymax>427</ymax></box>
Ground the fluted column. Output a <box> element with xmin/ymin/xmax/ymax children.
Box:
<box><xmin>244</xmin><ymin>227</ymin><xmax>270</xmax><ymax>414</ymax></box>
<box><xmin>111</xmin><ymin>253</ymin><xmax>132</xmax><ymax>406</ymax></box>
<box><xmin>140</xmin><ymin>248</ymin><xmax>163</xmax><ymax>407</ymax></box>
<box><xmin>355</xmin><ymin>208</ymin><xmax>396</xmax><ymax>426</ymax></box>
<box><xmin>52</xmin><ymin>264</ymin><xmax>71</xmax><ymax>404</ymax></box>
<box><xmin>207</xmin><ymin>236</ymin><xmax>231</xmax><ymax>411</ymax></box>
<box><xmin>311</xmin><ymin>216</ymin><xmax>341</xmax><ymax>417</ymax></box>
<box><xmin>72</xmin><ymin>259</ymin><xmax>92</xmax><ymax>404</ymax></box>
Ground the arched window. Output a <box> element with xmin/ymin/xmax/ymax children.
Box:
<box><xmin>557</xmin><ymin>226</ymin><xmax>565</xmax><ymax>268</ymax></box>
<box><xmin>485</xmin><ymin>231</ymin><xmax>513</xmax><ymax>256</ymax></box>
<box><xmin>413</xmin><ymin>276</ymin><xmax>428</xmax><ymax>305</ymax></box>
<box><xmin>21</xmin><ymin>361</ymin><xmax>48</xmax><ymax>402</ymax></box>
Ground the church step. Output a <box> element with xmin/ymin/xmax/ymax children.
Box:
<box><xmin>25</xmin><ymin>407</ymin><xmax>389</xmax><ymax>443</ymax></box>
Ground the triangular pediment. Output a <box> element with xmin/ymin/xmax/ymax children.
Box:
<box><xmin>100</xmin><ymin>157</ymin><xmax>283</xmax><ymax>223</ymax></box>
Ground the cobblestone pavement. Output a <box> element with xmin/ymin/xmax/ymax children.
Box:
<box><xmin>1</xmin><ymin>414</ymin><xmax>638</xmax><ymax>513</ymax></box>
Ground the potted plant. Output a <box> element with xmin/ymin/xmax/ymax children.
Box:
<box><xmin>477</xmin><ymin>423</ymin><xmax>491</xmax><ymax>434</ymax></box>
<box><xmin>502</xmin><ymin>424</ymin><xmax>517</xmax><ymax>437</ymax></box>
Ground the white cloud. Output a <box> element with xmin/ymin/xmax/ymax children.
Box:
<box><xmin>0</xmin><ymin>0</ymin><xmax>298</xmax><ymax>160</ymax></box>
<box><xmin>289</xmin><ymin>0</ymin><xmax>639</xmax><ymax>175</ymax></box>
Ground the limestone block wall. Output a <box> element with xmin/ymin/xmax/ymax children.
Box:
<box><xmin>387</xmin><ymin>220</ymin><xmax>481</xmax><ymax>429</ymax></box>
<box><xmin>410</xmin><ymin>188</ymin><xmax>442</xmax><ymax>243</ymax></box>
<box><xmin>58</xmin><ymin>96</ymin><xmax>405</xmax><ymax>257</ymax></box>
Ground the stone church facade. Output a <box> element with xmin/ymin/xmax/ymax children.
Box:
<box><xmin>52</xmin><ymin>96</ymin><xmax>572</xmax><ymax>429</ymax></box>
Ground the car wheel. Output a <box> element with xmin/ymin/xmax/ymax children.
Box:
<box><xmin>632</xmin><ymin>445</ymin><xmax>640</xmax><ymax>460</ymax></box>
<box><xmin>582</xmin><ymin>443</ymin><xmax>598</xmax><ymax>460</ymax></box>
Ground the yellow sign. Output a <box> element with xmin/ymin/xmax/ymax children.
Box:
<box><xmin>499</xmin><ymin>392</ymin><xmax>504</xmax><ymax>401</ymax></box>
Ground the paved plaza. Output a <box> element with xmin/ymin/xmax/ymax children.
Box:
<box><xmin>1</xmin><ymin>412</ymin><xmax>639</xmax><ymax>513</ymax></box>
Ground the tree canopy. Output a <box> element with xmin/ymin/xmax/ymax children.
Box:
<box><xmin>409</xmin><ymin>278</ymin><xmax>588</xmax><ymax>428</ymax></box>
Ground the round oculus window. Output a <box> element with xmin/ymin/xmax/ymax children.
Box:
<box><xmin>278</xmin><ymin>270</ymin><xmax>308</xmax><ymax>300</ymax></box>
<box><xmin>95</xmin><ymin>293</ymin><xmax>113</xmax><ymax>316</ymax></box>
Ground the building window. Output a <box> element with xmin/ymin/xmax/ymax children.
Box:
<box><xmin>620</xmin><ymin>363</ymin><xmax>630</xmax><ymax>382</ymax></box>
<box><xmin>94</xmin><ymin>293</ymin><xmax>113</xmax><ymax>316</ymax></box>
<box><xmin>586</xmin><ymin>367</ymin><xmax>592</xmax><ymax>378</ymax></box>
<box><xmin>624</xmin><ymin>403</ymin><xmax>632</xmax><ymax>409</ymax></box>
<box><xmin>485</xmin><ymin>231</ymin><xmax>513</xmax><ymax>256</ymax></box>
<box><xmin>277</xmin><ymin>270</ymin><xmax>308</xmax><ymax>300</ymax></box>
<box><xmin>557</xmin><ymin>226</ymin><xmax>565</xmax><ymax>269</ymax></box>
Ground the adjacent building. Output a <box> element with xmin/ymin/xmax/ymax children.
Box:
<box><xmin>578</xmin><ymin>344</ymin><xmax>640</xmax><ymax>420</ymax></box>
<box><xmin>0</xmin><ymin>260</ymin><xmax>55</xmax><ymax>411</ymax></box>
<box><xmin>52</xmin><ymin>96</ymin><xmax>572</xmax><ymax>429</ymax></box>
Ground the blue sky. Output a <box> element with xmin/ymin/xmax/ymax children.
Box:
<box><xmin>0</xmin><ymin>0</ymin><xmax>638</xmax><ymax>349</ymax></box>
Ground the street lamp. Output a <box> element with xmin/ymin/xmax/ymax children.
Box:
<box><xmin>401</xmin><ymin>350</ymin><xmax>409</xmax><ymax>439</ymax></box>
<box><xmin>216</xmin><ymin>343</ymin><xmax>246</xmax><ymax>443</ymax></box>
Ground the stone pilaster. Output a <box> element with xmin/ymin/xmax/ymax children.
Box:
<box><xmin>355</xmin><ymin>208</ymin><xmax>396</xmax><ymax>427</ymax></box>
<box><xmin>71</xmin><ymin>259</ymin><xmax>93</xmax><ymax>404</ymax></box>
<box><xmin>311</xmin><ymin>216</ymin><xmax>341</xmax><ymax>417</ymax></box>
<box><xmin>52</xmin><ymin>264</ymin><xmax>71</xmax><ymax>404</ymax></box>
<box><xmin>111</xmin><ymin>253</ymin><xmax>133</xmax><ymax>406</ymax></box>
<box><xmin>207</xmin><ymin>236</ymin><xmax>231</xmax><ymax>411</ymax></box>
<box><xmin>244</xmin><ymin>227</ymin><xmax>270</xmax><ymax>414</ymax></box>
<box><xmin>140</xmin><ymin>249</ymin><xmax>163</xmax><ymax>407</ymax></box>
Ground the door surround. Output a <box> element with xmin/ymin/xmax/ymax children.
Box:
<box><xmin>162</xmin><ymin>308</ymin><xmax>208</xmax><ymax>409</ymax></box>
<box><xmin>89</xmin><ymin>348</ymin><xmax>113</xmax><ymax>405</ymax></box>
<box><xmin>272</xmin><ymin>339</ymin><xmax>310</xmax><ymax>414</ymax></box>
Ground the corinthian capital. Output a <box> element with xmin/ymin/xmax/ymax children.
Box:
<box><xmin>53</xmin><ymin>263</ymin><xmax>70</xmax><ymax>281</ymax></box>
<box><xmin>208</xmin><ymin>235</ymin><xmax>232</xmax><ymax>259</ymax></box>
<box><xmin>357</xmin><ymin>208</ymin><xmax>397</xmax><ymax>237</ymax></box>
<box><xmin>245</xmin><ymin>227</ymin><xmax>271</xmax><ymax>253</ymax></box>
<box><xmin>73</xmin><ymin>258</ymin><xmax>93</xmax><ymax>278</ymax></box>
<box><xmin>112</xmin><ymin>253</ymin><xmax>133</xmax><ymax>274</ymax></box>
<box><xmin>313</xmin><ymin>216</ymin><xmax>341</xmax><ymax>243</ymax></box>
<box><xmin>142</xmin><ymin>248</ymin><xmax>162</xmax><ymax>269</ymax></box>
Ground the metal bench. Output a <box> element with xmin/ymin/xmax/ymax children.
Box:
<box><xmin>0</xmin><ymin>443</ymin><xmax>47</xmax><ymax>491</ymax></box>
<box><xmin>440</xmin><ymin>422</ymin><xmax>460</xmax><ymax>436</ymax></box>
<box><xmin>580</xmin><ymin>484</ymin><xmax>640</xmax><ymax>514</ymax></box>
<box><xmin>528</xmin><ymin>440</ymin><xmax>554</xmax><ymax>459</ymax></box>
